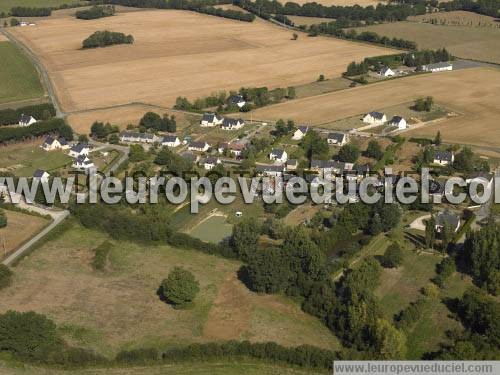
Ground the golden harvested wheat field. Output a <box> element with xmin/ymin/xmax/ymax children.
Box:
<box><xmin>10</xmin><ymin>9</ymin><xmax>395</xmax><ymax>113</ymax></box>
<box><xmin>250</xmin><ymin>68</ymin><xmax>500</xmax><ymax>147</ymax></box>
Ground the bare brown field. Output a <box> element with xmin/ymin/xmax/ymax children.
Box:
<box><xmin>10</xmin><ymin>9</ymin><xmax>396</xmax><ymax>113</ymax></box>
<box><xmin>352</xmin><ymin>20</ymin><xmax>500</xmax><ymax>63</ymax></box>
<box><xmin>0</xmin><ymin>210</ymin><xmax>49</xmax><ymax>258</ymax></box>
<box><xmin>408</xmin><ymin>10</ymin><xmax>500</xmax><ymax>28</ymax></box>
<box><xmin>0</xmin><ymin>224</ymin><xmax>339</xmax><ymax>356</ymax></box>
<box><xmin>250</xmin><ymin>68</ymin><xmax>500</xmax><ymax>148</ymax></box>
<box><xmin>67</xmin><ymin>104</ymin><xmax>200</xmax><ymax>134</ymax></box>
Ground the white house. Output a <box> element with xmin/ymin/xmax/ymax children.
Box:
<box><xmin>188</xmin><ymin>141</ymin><xmax>210</xmax><ymax>152</ymax></box>
<box><xmin>69</xmin><ymin>143</ymin><xmax>90</xmax><ymax>158</ymax></box>
<box><xmin>423</xmin><ymin>62</ymin><xmax>453</xmax><ymax>73</ymax></box>
<box><xmin>269</xmin><ymin>149</ymin><xmax>287</xmax><ymax>163</ymax></box>
<box><xmin>256</xmin><ymin>164</ymin><xmax>285</xmax><ymax>177</ymax></box>
<box><xmin>363</xmin><ymin>112</ymin><xmax>387</xmax><ymax>125</ymax></box>
<box><xmin>433</xmin><ymin>150</ymin><xmax>454</xmax><ymax>166</ymax></box>
<box><xmin>200</xmin><ymin>113</ymin><xmax>223</xmax><ymax>127</ymax></box>
<box><xmin>388</xmin><ymin>116</ymin><xmax>407</xmax><ymax>130</ymax></box>
<box><xmin>227</xmin><ymin>94</ymin><xmax>246</xmax><ymax>109</ymax></box>
<box><xmin>161</xmin><ymin>135</ymin><xmax>181</xmax><ymax>148</ymax></box>
<box><xmin>72</xmin><ymin>155</ymin><xmax>95</xmax><ymax>171</ymax></box>
<box><xmin>379</xmin><ymin>66</ymin><xmax>395</xmax><ymax>77</ymax></box>
<box><xmin>327</xmin><ymin>132</ymin><xmax>349</xmax><ymax>146</ymax></box>
<box><xmin>221</xmin><ymin>118</ymin><xmax>244</xmax><ymax>130</ymax></box>
<box><xmin>18</xmin><ymin>114</ymin><xmax>37</xmax><ymax>127</ymax></box>
<box><xmin>33</xmin><ymin>169</ymin><xmax>50</xmax><ymax>183</ymax></box>
<box><xmin>120</xmin><ymin>132</ymin><xmax>157</xmax><ymax>144</ymax></box>
<box><xmin>203</xmin><ymin>157</ymin><xmax>221</xmax><ymax>171</ymax></box>
<box><xmin>42</xmin><ymin>136</ymin><xmax>69</xmax><ymax>151</ymax></box>
<box><xmin>218</xmin><ymin>142</ymin><xmax>246</xmax><ymax>157</ymax></box>
<box><xmin>292</xmin><ymin>126</ymin><xmax>309</xmax><ymax>141</ymax></box>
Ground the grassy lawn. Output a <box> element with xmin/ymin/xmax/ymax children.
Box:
<box><xmin>0</xmin><ymin>359</ymin><xmax>327</xmax><ymax>374</ymax></box>
<box><xmin>0</xmin><ymin>42</ymin><xmax>44</xmax><ymax>105</ymax></box>
<box><xmin>294</xmin><ymin>77</ymin><xmax>352</xmax><ymax>99</ymax></box>
<box><xmin>0</xmin><ymin>0</ymin><xmax>77</xmax><ymax>13</ymax></box>
<box><xmin>0</xmin><ymin>141</ymin><xmax>72</xmax><ymax>177</ymax></box>
<box><xmin>0</xmin><ymin>222</ymin><xmax>339</xmax><ymax>357</ymax></box>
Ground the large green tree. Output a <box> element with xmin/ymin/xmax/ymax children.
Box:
<box><xmin>161</xmin><ymin>267</ymin><xmax>200</xmax><ymax>309</ymax></box>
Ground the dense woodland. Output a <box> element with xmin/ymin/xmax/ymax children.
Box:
<box><xmin>0</xmin><ymin>118</ymin><xmax>72</xmax><ymax>144</ymax></box>
<box><xmin>0</xmin><ymin>104</ymin><xmax>55</xmax><ymax>126</ymax></box>
<box><xmin>10</xmin><ymin>7</ymin><xmax>52</xmax><ymax>17</ymax></box>
<box><xmin>75</xmin><ymin>5</ymin><xmax>116</xmax><ymax>20</ymax></box>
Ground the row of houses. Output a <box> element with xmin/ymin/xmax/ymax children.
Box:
<box><xmin>200</xmin><ymin>113</ymin><xmax>245</xmax><ymax>130</ymax></box>
<box><xmin>119</xmin><ymin>132</ymin><xmax>182</xmax><ymax>147</ymax></box>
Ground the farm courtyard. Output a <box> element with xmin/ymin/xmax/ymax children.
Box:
<box><xmin>9</xmin><ymin>8</ymin><xmax>396</xmax><ymax>113</ymax></box>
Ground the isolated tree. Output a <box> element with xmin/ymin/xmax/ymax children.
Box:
<box><xmin>425</xmin><ymin>217</ymin><xmax>436</xmax><ymax>249</ymax></box>
<box><xmin>382</xmin><ymin>243</ymin><xmax>404</xmax><ymax>268</ymax></box>
<box><xmin>434</xmin><ymin>131</ymin><xmax>442</xmax><ymax>146</ymax></box>
<box><xmin>128</xmin><ymin>144</ymin><xmax>147</xmax><ymax>162</ymax></box>
<box><xmin>338</xmin><ymin>143</ymin><xmax>360</xmax><ymax>163</ymax></box>
<box><xmin>317</xmin><ymin>74</ymin><xmax>325</xmax><ymax>82</ymax></box>
<box><xmin>161</xmin><ymin>267</ymin><xmax>199</xmax><ymax>309</ymax></box>
<box><xmin>0</xmin><ymin>265</ymin><xmax>12</xmax><ymax>290</ymax></box>
<box><xmin>292</xmin><ymin>32</ymin><xmax>298</xmax><ymax>40</ymax></box>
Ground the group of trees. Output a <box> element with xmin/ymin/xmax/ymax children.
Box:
<box><xmin>438</xmin><ymin>0</ymin><xmax>500</xmax><ymax>17</ymax></box>
<box><xmin>413</xmin><ymin>96</ymin><xmax>434</xmax><ymax>112</ymax></box>
<box><xmin>195</xmin><ymin>5</ymin><xmax>255</xmax><ymax>22</ymax></box>
<box><xmin>405</xmin><ymin>48</ymin><xmax>453</xmax><ymax>67</ymax></box>
<box><xmin>76</xmin><ymin>5</ymin><xmax>116</xmax><ymax>20</ymax></box>
<box><xmin>0</xmin><ymin>264</ymin><xmax>12</xmax><ymax>290</ymax></box>
<box><xmin>139</xmin><ymin>112</ymin><xmax>176</xmax><ymax>132</ymax></box>
<box><xmin>365</xmin><ymin>140</ymin><xmax>384</xmax><ymax>161</ymax></box>
<box><xmin>82</xmin><ymin>30</ymin><xmax>134</xmax><ymax>49</ymax></box>
<box><xmin>0</xmin><ymin>118</ymin><xmax>73</xmax><ymax>144</ymax></box>
<box><xmin>90</xmin><ymin>121</ymin><xmax>119</xmax><ymax>140</ymax></box>
<box><xmin>10</xmin><ymin>7</ymin><xmax>51</xmax><ymax>17</ymax></box>
<box><xmin>0</xmin><ymin>103</ymin><xmax>55</xmax><ymax>126</ymax></box>
<box><xmin>338</xmin><ymin>143</ymin><xmax>360</xmax><ymax>163</ymax></box>
<box><xmin>345</xmin><ymin>60</ymin><xmax>369</xmax><ymax>76</ymax></box>
<box><xmin>300</xmin><ymin>130</ymin><xmax>329</xmax><ymax>159</ymax></box>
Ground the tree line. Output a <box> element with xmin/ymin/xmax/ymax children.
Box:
<box><xmin>0</xmin><ymin>103</ymin><xmax>56</xmax><ymax>126</ymax></box>
<box><xmin>438</xmin><ymin>0</ymin><xmax>500</xmax><ymax>17</ymax></box>
<box><xmin>0</xmin><ymin>118</ymin><xmax>73</xmax><ymax>144</ymax></box>
<box><xmin>76</xmin><ymin>5</ymin><xmax>116</xmax><ymax>20</ymax></box>
<box><xmin>10</xmin><ymin>7</ymin><xmax>52</xmax><ymax>17</ymax></box>
<box><xmin>82</xmin><ymin>30</ymin><xmax>134</xmax><ymax>49</ymax></box>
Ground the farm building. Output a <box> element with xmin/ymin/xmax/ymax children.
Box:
<box><xmin>433</xmin><ymin>150</ymin><xmax>454</xmax><ymax>165</ymax></box>
<box><xmin>327</xmin><ymin>132</ymin><xmax>349</xmax><ymax>146</ymax></box>
<box><xmin>42</xmin><ymin>136</ymin><xmax>69</xmax><ymax>151</ymax></box>
<box><xmin>200</xmin><ymin>113</ymin><xmax>223</xmax><ymax>127</ymax></box>
<box><xmin>221</xmin><ymin>118</ymin><xmax>244</xmax><ymax>130</ymax></box>
<box><xmin>69</xmin><ymin>143</ymin><xmax>90</xmax><ymax>158</ymax></box>
<box><xmin>188</xmin><ymin>141</ymin><xmax>210</xmax><ymax>152</ymax></box>
<box><xmin>388</xmin><ymin>116</ymin><xmax>407</xmax><ymax>130</ymax></box>
<box><xmin>363</xmin><ymin>111</ymin><xmax>387</xmax><ymax>125</ymax></box>
<box><xmin>292</xmin><ymin>126</ymin><xmax>309</xmax><ymax>141</ymax></box>
<box><xmin>269</xmin><ymin>149</ymin><xmax>288</xmax><ymax>163</ymax></box>
<box><xmin>18</xmin><ymin>114</ymin><xmax>37</xmax><ymax>127</ymax></box>
<box><xmin>379</xmin><ymin>66</ymin><xmax>395</xmax><ymax>77</ymax></box>
<box><xmin>161</xmin><ymin>135</ymin><xmax>181</xmax><ymax>148</ymax></box>
<box><xmin>32</xmin><ymin>169</ymin><xmax>50</xmax><ymax>183</ymax></box>
<box><xmin>423</xmin><ymin>62</ymin><xmax>452</xmax><ymax>73</ymax></box>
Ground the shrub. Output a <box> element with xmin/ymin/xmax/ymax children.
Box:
<box><xmin>161</xmin><ymin>267</ymin><xmax>200</xmax><ymax>309</ymax></box>
<box><xmin>91</xmin><ymin>241</ymin><xmax>113</xmax><ymax>271</ymax></box>
<box><xmin>0</xmin><ymin>265</ymin><xmax>13</xmax><ymax>290</ymax></box>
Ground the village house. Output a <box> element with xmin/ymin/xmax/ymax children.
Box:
<box><xmin>218</xmin><ymin>142</ymin><xmax>246</xmax><ymax>157</ymax></box>
<box><xmin>269</xmin><ymin>149</ymin><xmax>288</xmax><ymax>163</ymax></box>
<box><xmin>388</xmin><ymin>116</ymin><xmax>407</xmax><ymax>130</ymax></box>
<box><xmin>120</xmin><ymin>132</ymin><xmax>157</xmax><ymax>144</ymax></box>
<box><xmin>18</xmin><ymin>114</ymin><xmax>37</xmax><ymax>127</ymax></box>
<box><xmin>327</xmin><ymin>132</ymin><xmax>349</xmax><ymax>146</ymax></box>
<box><xmin>286</xmin><ymin>159</ymin><xmax>298</xmax><ymax>171</ymax></box>
<box><xmin>363</xmin><ymin>111</ymin><xmax>387</xmax><ymax>125</ymax></box>
<box><xmin>292</xmin><ymin>126</ymin><xmax>309</xmax><ymax>141</ymax></box>
<box><xmin>32</xmin><ymin>169</ymin><xmax>50</xmax><ymax>183</ymax></box>
<box><xmin>69</xmin><ymin>143</ymin><xmax>90</xmax><ymax>158</ymax></box>
<box><xmin>41</xmin><ymin>136</ymin><xmax>69</xmax><ymax>151</ymax></box>
<box><xmin>433</xmin><ymin>150</ymin><xmax>454</xmax><ymax>166</ymax></box>
<box><xmin>310</xmin><ymin>160</ymin><xmax>354</xmax><ymax>178</ymax></box>
<box><xmin>202</xmin><ymin>157</ymin><xmax>221</xmax><ymax>171</ymax></box>
<box><xmin>227</xmin><ymin>94</ymin><xmax>246</xmax><ymax>109</ymax></box>
<box><xmin>72</xmin><ymin>155</ymin><xmax>95</xmax><ymax>171</ymax></box>
<box><xmin>161</xmin><ymin>135</ymin><xmax>181</xmax><ymax>148</ymax></box>
<box><xmin>256</xmin><ymin>164</ymin><xmax>285</xmax><ymax>177</ymax></box>
<box><xmin>188</xmin><ymin>141</ymin><xmax>210</xmax><ymax>152</ymax></box>
<box><xmin>435</xmin><ymin>211</ymin><xmax>460</xmax><ymax>233</ymax></box>
<box><xmin>423</xmin><ymin>62</ymin><xmax>453</xmax><ymax>73</ymax></box>
<box><xmin>379</xmin><ymin>66</ymin><xmax>395</xmax><ymax>77</ymax></box>
<box><xmin>221</xmin><ymin>117</ymin><xmax>245</xmax><ymax>130</ymax></box>
<box><xmin>200</xmin><ymin>113</ymin><xmax>223</xmax><ymax>127</ymax></box>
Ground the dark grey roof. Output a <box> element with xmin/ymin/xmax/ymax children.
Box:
<box><xmin>162</xmin><ymin>135</ymin><xmax>178</xmax><ymax>143</ymax></box>
<box><xmin>189</xmin><ymin>141</ymin><xmax>208</xmax><ymax>149</ymax></box>
<box><xmin>327</xmin><ymin>132</ymin><xmax>346</xmax><ymax>143</ymax></box>
<box><xmin>287</xmin><ymin>159</ymin><xmax>298</xmax><ymax>166</ymax></box>
<box><xmin>369</xmin><ymin>111</ymin><xmax>385</xmax><ymax>119</ymax></box>
<box><xmin>436</xmin><ymin>211</ymin><xmax>460</xmax><ymax>228</ymax></box>
<box><xmin>204</xmin><ymin>157</ymin><xmax>220</xmax><ymax>164</ymax></box>
<box><xmin>228</xmin><ymin>95</ymin><xmax>245</xmax><ymax>104</ymax></box>
<box><xmin>75</xmin><ymin>155</ymin><xmax>92</xmax><ymax>165</ymax></box>
<box><xmin>222</xmin><ymin>117</ymin><xmax>242</xmax><ymax>127</ymax></box>
<box><xmin>271</xmin><ymin>149</ymin><xmax>285</xmax><ymax>158</ymax></box>
<box><xmin>434</xmin><ymin>150</ymin><xmax>453</xmax><ymax>162</ymax></box>
<box><xmin>298</xmin><ymin>126</ymin><xmax>309</xmax><ymax>134</ymax></box>
<box><xmin>256</xmin><ymin>164</ymin><xmax>285</xmax><ymax>173</ymax></box>
<box><xmin>19</xmin><ymin>114</ymin><xmax>34</xmax><ymax>123</ymax></box>
<box><xmin>390</xmin><ymin>116</ymin><xmax>404</xmax><ymax>124</ymax></box>
<box><xmin>71</xmin><ymin>143</ymin><xmax>88</xmax><ymax>153</ymax></box>
<box><xmin>33</xmin><ymin>169</ymin><xmax>46</xmax><ymax>178</ymax></box>
<box><xmin>58</xmin><ymin>137</ymin><xmax>68</xmax><ymax>145</ymax></box>
<box><xmin>44</xmin><ymin>136</ymin><xmax>55</xmax><ymax>145</ymax></box>
<box><xmin>310</xmin><ymin>160</ymin><xmax>345</xmax><ymax>171</ymax></box>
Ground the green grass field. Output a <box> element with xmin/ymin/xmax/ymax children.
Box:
<box><xmin>0</xmin><ymin>141</ymin><xmax>72</xmax><ymax>176</ymax></box>
<box><xmin>0</xmin><ymin>0</ymin><xmax>77</xmax><ymax>13</ymax></box>
<box><xmin>0</xmin><ymin>42</ymin><xmax>44</xmax><ymax>104</ymax></box>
